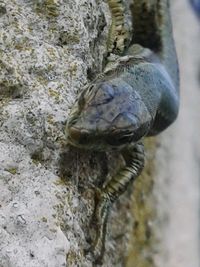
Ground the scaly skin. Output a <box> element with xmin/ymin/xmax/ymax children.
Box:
<box><xmin>66</xmin><ymin>0</ymin><xmax>179</xmax><ymax>263</ymax></box>
<box><xmin>107</xmin><ymin>0</ymin><xmax>129</xmax><ymax>54</ymax></box>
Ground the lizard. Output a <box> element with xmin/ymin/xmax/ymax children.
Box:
<box><xmin>65</xmin><ymin>0</ymin><xmax>179</xmax><ymax>263</ymax></box>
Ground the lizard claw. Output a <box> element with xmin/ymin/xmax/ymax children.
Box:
<box><xmin>84</xmin><ymin>188</ymin><xmax>110</xmax><ymax>264</ymax></box>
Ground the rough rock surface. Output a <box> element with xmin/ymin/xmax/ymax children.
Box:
<box><xmin>0</xmin><ymin>1</ymin><xmax>133</xmax><ymax>266</ymax></box>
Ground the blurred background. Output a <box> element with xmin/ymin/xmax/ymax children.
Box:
<box><xmin>127</xmin><ymin>0</ymin><xmax>200</xmax><ymax>266</ymax></box>
<box><xmin>164</xmin><ymin>1</ymin><xmax>200</xmax><ymax>266</ymax></box>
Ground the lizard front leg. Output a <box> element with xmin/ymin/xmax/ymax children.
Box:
<box><xmin>89</xmin><ymin>142</ymin><xmax>145</xmax><ymax>263</ymax></box>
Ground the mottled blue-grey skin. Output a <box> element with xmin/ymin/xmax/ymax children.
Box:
<box><xmin>66</xmin><ymin>54</ymin><xmax>179</xmax><ymax>150</ymax></box>
<box><xmin>66</xmin><ymin>0</ymin><xmax>180</xmax><ymax>151</ymax></box>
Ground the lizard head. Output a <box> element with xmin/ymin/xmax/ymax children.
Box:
<box><xmin>66</xmin><ymin>80</ymin><xmax>152</xmax><ymax>151</ymax></box>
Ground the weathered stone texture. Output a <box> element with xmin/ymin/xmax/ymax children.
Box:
<box><xmin>0</xmin><ymin>1</ymin><xmax>133</xmax><ymax>266</ymax></box>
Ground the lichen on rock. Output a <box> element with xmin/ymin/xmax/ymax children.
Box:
<box><xmin>0</xmin><ymin>0</ymin><xmax>133</xmax><ymax>266</ymax></box>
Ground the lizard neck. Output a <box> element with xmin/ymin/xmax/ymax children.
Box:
<box><xmin>129</xmin><ymin>0</ymin><xmax>179</xmax><ymax>90</ymax></box>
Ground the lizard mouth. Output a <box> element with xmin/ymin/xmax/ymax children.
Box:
<box><xmin>66</xmin><ymin>126</ymin><xmax>136</xmax><ymax>150</ymax></box>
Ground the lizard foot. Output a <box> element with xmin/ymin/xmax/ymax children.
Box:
<box><xmin>85</xmin><ymin>189</ymin><xmax>110</xmax><ymax>264</ymax></box>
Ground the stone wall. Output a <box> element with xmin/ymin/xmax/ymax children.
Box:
<box><xmin>0</xmin><ymin>1</ymin><xmax>199</xmax><ymax>267</ymax></box>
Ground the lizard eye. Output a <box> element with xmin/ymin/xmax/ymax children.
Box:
<box><xmin>88</xmin><ymin>85</ymin><xmax>94</xmax><ymax>92</ymax></box>
<box><xmin>78</xmin><ymin>93</ymin><xmax>85</xmax><ymax>108</ymax></box>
